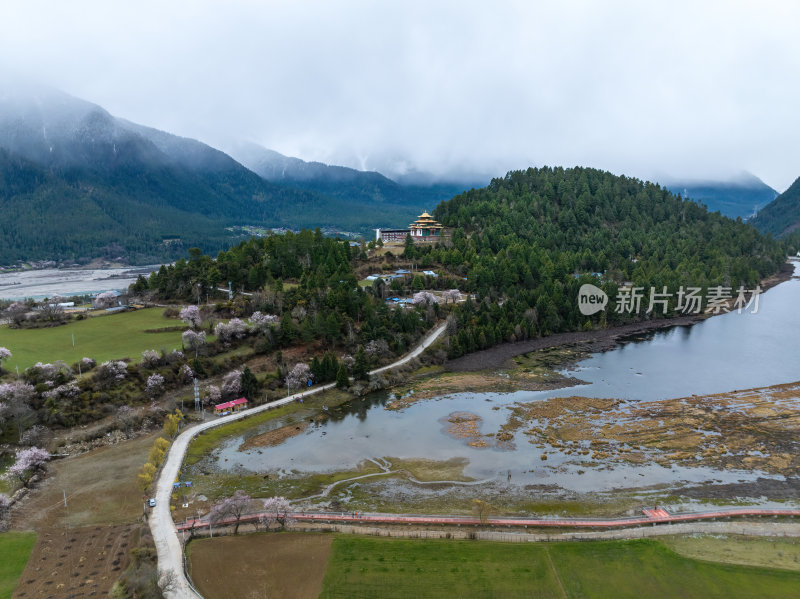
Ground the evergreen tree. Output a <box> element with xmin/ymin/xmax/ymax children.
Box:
<box><xmin>353</xmin><ymin>346</ymin><xmax>369</xmax><ymax>381</ymax></box>
<box><xmin>336</xmin><ymin>363</ymin><xmax>350</xmax><ymax>389</ymax></box>
<box><xmin>240</xmin><ymin>366</ymin><xmax>259</xmax><ymax>401</ymax></box>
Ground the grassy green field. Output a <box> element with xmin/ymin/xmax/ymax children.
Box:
<box><xmin>0</xmin><ymin>532</ymin><xmax>36</xmax><ymax>599</ymax></box>
<box><xmin>661</xmin><ymin>534</ymin><xmax>800</xmax><ymax>572</ymax></box>
<box><xmin>319</xmin><ymin>537</ymin><xmax>800</xmax><ymax>599</ymax></box>
<box><xmin>0</xmin><ymin>308</ymin><xmax>185</xmax><ymax>371</ymax></box>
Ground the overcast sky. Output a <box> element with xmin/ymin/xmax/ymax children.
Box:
<box><xmin>1</xmin><ymin>0</ymin><xmax>798</xmax><ymax>190</ymax></box>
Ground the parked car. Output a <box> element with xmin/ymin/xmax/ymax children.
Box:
<box><xmin>148</xmin><ymin>498</ymin><xmax>156</xmax><ymax>508</ymax></box>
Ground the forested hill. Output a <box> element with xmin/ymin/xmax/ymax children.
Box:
<box><xmin>422</xmin><ymin>167</ymin><xmax>785</xmax><ymax>356</ymax></box>
<box><xmin>751</xmin><ymin>176</ymin><xmax>800</xmax><ymax>238</ymax></box>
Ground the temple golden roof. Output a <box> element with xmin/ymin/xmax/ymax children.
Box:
<box><xmin>409</xmin><ymin>211</ymin><xmax>442</xmax><ymax>229</ymax></box>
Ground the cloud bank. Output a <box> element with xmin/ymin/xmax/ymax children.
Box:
<box><xmin>1</xmin><ymin>0</ymin><xmax>798</xmax><ymax>189</ymax></box>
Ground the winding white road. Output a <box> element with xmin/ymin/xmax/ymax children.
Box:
<box><xmin>149</xmin><ymin>322</ymin><xmax>447</xmax><ymax>598</ymax></box>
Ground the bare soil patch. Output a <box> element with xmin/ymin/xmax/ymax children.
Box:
<box><xmin>12</xmin><ymin>524</ymin><xmax>135</xmax><ymax>599</ymax></box>
<box><xmin>188</xmin><ymin>533</ymin><xmax>332</xmax><ymax>599</ymax></box>
<box><xmin>239</xmin><ymin>421</ymin><xmax>309</xmax><ymax>451</ymax></box>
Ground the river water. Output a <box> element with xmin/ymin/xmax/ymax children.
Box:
<box><xmin>204</xmin><ymin>262</ymin><xmax>800</xmax><ymax>496</ymax></box>
<box><xmin>0</xmin><ymin>266</ymin><xmax>156</xmax><ymax>300</ymax></box>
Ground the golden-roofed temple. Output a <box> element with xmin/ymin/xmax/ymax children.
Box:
<box><xmin>408</xmin><ymin>212</ymin><xmax>443</xmax><ymax>239</ymax></box>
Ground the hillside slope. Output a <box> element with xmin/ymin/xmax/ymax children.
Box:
<box><xmin>750</xmin><ymin>176</ymin><xmax>800</xmax><ymax>238</ymax></box>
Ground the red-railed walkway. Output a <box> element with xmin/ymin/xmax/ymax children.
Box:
<box><xmin>176</xmin><ymin>506</ymin><xmax>800</xmax><ymax>532</ymax></box>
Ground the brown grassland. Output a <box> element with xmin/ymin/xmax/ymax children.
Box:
<box><xmin>188</xmin><ymin>533</ymin><xmax>332</xmax><ymax>599</ymax></box>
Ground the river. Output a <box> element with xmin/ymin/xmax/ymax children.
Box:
<box><xmin>0</xmin><ymin>266</ymin><xmax>156</xmax><ymax>300</ymax></box>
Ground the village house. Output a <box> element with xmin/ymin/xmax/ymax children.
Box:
<box><xmin>214</xmin><ymin>397</ymin><xmax>248</xmax><ymax>416</ymax></box>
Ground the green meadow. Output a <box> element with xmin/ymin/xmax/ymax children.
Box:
<box><xmin>0</xmin><ymin>532</ymin><xmax>36</xmax><ymax>599</ymax></box>
<box><xmin>319</xmin><ymin>537</ymin><xmax>800</xmax><ymax>599</ymax></box>
<box><xmin>0</xmin><ymin>308</ymin><xmax>185</xmax><ymax>371</ymax></box>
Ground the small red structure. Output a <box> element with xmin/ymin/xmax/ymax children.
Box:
<box><xmin>214</xmin><ymin>397</ymin><xmax>248</xmax><ymax>416</ymax></box>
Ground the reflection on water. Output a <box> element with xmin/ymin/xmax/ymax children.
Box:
<box><xmin>560</xmin><ymin>270</ymin><xmax>800</xmax><ymax>400</ymax></box>
<box><xmin>204</xmin><ymin>263</ymin><xmax>800</xmax><ymax>494</ymax></box>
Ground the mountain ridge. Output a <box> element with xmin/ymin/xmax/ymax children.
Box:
<box><xmin>662</xmin><ymin>173</ymin><xmax>777</xmax><ymax>220</ymax></box>
<box><xmin>0</xmin><ymin>84</ymin><xmax>470</xmax><ymax>264</ymax></box>
<box><xmin>751</xmin><ymin>176</ymin><xmax>800</xmax><ymax>238</ymax></box>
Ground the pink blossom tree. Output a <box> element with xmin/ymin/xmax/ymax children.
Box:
<box><xmin>214</xmin><ymin>318</ymin><xmax>247</xmax><ymax>344</ymax></box>
<box><xmin>141</xmin><ymin>349</ymin><xmax>161</xmax><ymax>368</ymax></box>
<box><xmin>0</xmin><ymin>381</ymin><xmax>35</xmax><ymax>437</ymax></box>
<box><xmin>179</xmin><ymin>305</ymin><xmax>202</xmax><ymax>329</ymax></box>
<box><xmin>19</xmin><ymin>424</ymin><xmax>49</xmax><ymax>447</ymax></box>
<box><xmin>25</xmin><ymin>361</ymin><xmax>71</xmax><ymax>384</ymax></box>
<box><xmin>181</xmin><ymin>364</ymin><xmax>194</xmax><ymax>384</ymax></box>
<box><xmin>248</xmin><ymin>311</ymin><xmax>279</xmax><ymax>331</ymax></box>
<box><xmin>146</xmin><ymin>373</ymin><xmax>165</xmax><ymax>398</ymax></box>
<box><xmin>0</xmin><ymin>492</ymin><xmax>10</xmax><ymax>524</ymax></box>
<box><xmin>94</xmin><ymin>291</ymin><xmax>119</xmax><ymax>309</ymax></box>
<box><xmin>260</xmin><ymin>496</ymin><xmax>295</xmax><ymax>531</ymax></box>
<box><xmin>221</xmin><ymin>369</ymin><xmax>242</xmax><ymax>399</ymax></box>
<box><xmin>0</xmin><ymin>347</ymin><xmax>10</xmax><ymax>371</ymax></box>
<box><xmin>442</xmin><ymin>289</ymin><xmax>462</xmax><ymax>304</ymax></box>
<box><xmin>412</xmin><ymin>291</ymin><xmax>439</xmax><ymax>305</ymax></box>
<box><xmin>95</xmin><ymin>360</ymin><xmax>127</xmax><ymax>386</ymax></box>
<box><xmin>4</xmin><ymin>446</ymin><xmax>51</xmax><ymax>487</ymax></box>
<box><xmin>204</xmin><ymin>384</ymin><xmax>221</xmax><ymax>405</ymax></box>
<box><xmin>182</xmin><ymin>330</ymin><xmax>206</xmax><ymax>358</ymax></box>
<box><xmin>286</xmin><ymin>363</ymin><xmax>311</xmax><ymax>393</ymax></box>
<box><xmin>42</xmin><ymin>381</ymin><xmax>80</xmax><ymax>404</ymax></box>
<box><xmin>208</xmin><ymin>489</ymin><xmax>253</xmax><ymax>534</ymax></box>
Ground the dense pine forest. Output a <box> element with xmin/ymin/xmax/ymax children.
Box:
<box><xmin>422</xmin><ymin>167</ymin><xmax>785</xmax><ymax>357</ymax></box>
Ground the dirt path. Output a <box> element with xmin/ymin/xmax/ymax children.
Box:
<box><xmin>544</xmin><ymin>547</ymin><xmax>568</xmax><ymax>599</ymax></box>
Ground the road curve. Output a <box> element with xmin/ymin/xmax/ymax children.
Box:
<box><xmin>149</xmin><ymin>321</ymin><xmax>447</xmax><ymax>598</ymax></box>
